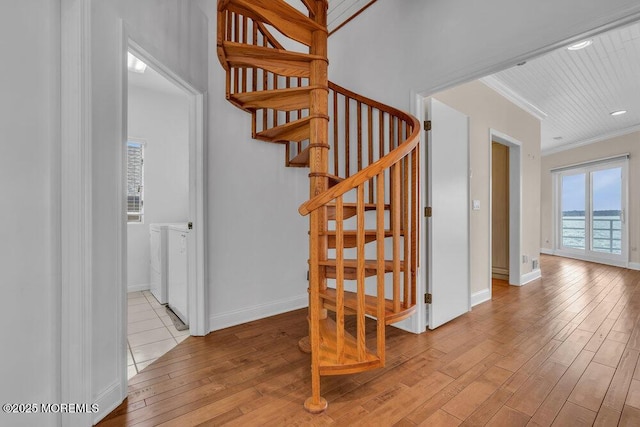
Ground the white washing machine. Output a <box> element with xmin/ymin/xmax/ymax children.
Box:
<box><xmin>167</xmin><ymin>224</ymin><xmax>189</xmax><ymax>325</ymax></box>
<box><xmin>149</xmin><ymin>223</ymin><xmax>185</xmax><ymax>304</ymax></box>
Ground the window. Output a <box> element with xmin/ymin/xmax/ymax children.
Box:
<box><xmin>127</xmin><ymin>141</ymin><xmax>144</xmax><ymax>223</ymax></box>
<box><xmin>553</xmin><ymin>155</ymin><xmax>628</xmax><ymax>265</ymax></box>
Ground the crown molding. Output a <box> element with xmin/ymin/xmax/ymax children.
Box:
<box><xmin>542</xmin><ymin>123</ymin><xmax>640</xmax><ymax>156</ymax></box>
<box><xmin>481</xmin><ymin>75</ymin><xmax>548</xmax><ymax>121</ymax></box>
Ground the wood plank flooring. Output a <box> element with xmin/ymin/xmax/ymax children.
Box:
<box><xmin>99</xmin><ymin>255</ymin><xmax>640</xmax><ymax>426</ymax></box>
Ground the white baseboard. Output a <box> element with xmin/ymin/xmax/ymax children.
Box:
<box><xmin>209</xmin><ymin>294</ymin><xmax>308</xmax><ymax>332</ymax></box>
<box><xmin>93</xmin><ymin>380</ymin><xmax>123</xmax><ymax>425</ymax></box>
<box><xmin>629</xmin><ymin>262</ymin><xmax>640</xmax><ymax>271</ymax></box>
<box><xmin>127</xmin><ymin>283</ymin><xmax>150</xmax><ymax>293</ymax></box>
<box><xmin>471</xmin><ymin>288</ymin><xmax>491</xmax><ymax>307</ymax></box>
<box><xmin>520</xmin><ymin>268</ymin><xmax>542</xmax><ymax>286</ymax></box>
<box><xmin>540</xmin><ymin>248</ymin><xmax>554</xmax><ymax>255</ymax></box>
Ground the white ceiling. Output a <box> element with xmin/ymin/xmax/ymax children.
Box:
<box><xmin>484</xmin><ymin>20</ymin><xmax>640</xmax><ymax>155</ymax></box>
<box><xmin>128</xmin><ymin>58</ymin><xmax>186</xmax><ymax>97</ymax></box>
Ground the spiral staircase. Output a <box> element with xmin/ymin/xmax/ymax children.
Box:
<box><xmin>217</xmin><ymin>0</ymin><xmax>420</xmax><ymax>413</ymax></box>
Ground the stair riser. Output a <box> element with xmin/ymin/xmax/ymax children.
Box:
<box><xmin>227</xmin><ymin>59</ymin><xmax>311</xmax><ymax>78</ymax></box>
<box><xmin>327</xmin><ymin>234</ymin><xmax>377</xmax><ymax>249</ymax></box>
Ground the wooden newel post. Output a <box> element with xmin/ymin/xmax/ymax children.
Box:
<box><xmin>304</xmin><ymin>0</ymin><xmax>330</xmax><ymax>414</ymax></box>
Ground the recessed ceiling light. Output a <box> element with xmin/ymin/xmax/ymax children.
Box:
<box><xmin>610</xmin><ymin>110</ymin><xmax>627</xmax><ymax>116</ymax></box>
<box><xmin>127</xmin><ymin>52</ymin><xmax>147</xmax><ymax>73</ymax></box>
<box><xmin>567</xmin><ymin>40</ymin><xmax>593</xmax><ymax>51</ymax></box>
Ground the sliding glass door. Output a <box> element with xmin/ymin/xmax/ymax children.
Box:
<box><xmin>555</xmin><ymin>158</ymin><xmax>627</xmax><ymax>265</ymax></box>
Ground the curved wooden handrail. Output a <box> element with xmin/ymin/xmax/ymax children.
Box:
<box><xmin>299</xmin><ymin>81</ymin><xmax>420</xmax><ymax>216</ymax></box>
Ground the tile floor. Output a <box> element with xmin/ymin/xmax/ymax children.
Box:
<box><xmin>127</xmin><ymin>290</ymin><xmax>190</xmax><ymax>380</ymax></box>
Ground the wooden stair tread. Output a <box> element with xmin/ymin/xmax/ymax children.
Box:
<box><xmin>220</xmin><ymin>42</ymin><xmax>322</xmax><ymax>78</ymax></box>
<box><xmin>320</xmin><ymin>258</ymin><xmax>405</xmax><ymax>279</ymax></box>
<box><xmin>289</xmin><ymin>146</ymin><xmax>310</xmax><ymax>167</ymax></box>
<box><xmin>229</xmin><ymin>86</ymin><xmax>315</xmax><ymax>112</ymax></box>
<box><xmin>226</xmin><ymin>0</ymin><xmax>325</xmax><ymax>47</ymax></box>
<box><xmin>319</xmin><ymin>259</ymin><xmax>404</xmax><ymax>270</ymax></box>
<box><xmin>327</xmin><ymin>203</ymin><xmax>389</xmax><ymax>220</ymax></box>
<box><xmin>323</xmin><ymin>230</ymin><xmax>394</xmax><ymax>237</ymax></box>
<box><xmin>320</xmin><ymin>288</ymin><xmax>416</xmax><ymax>326</ymax></box>
<box><xmin>256</xmin><ymin>116</ymin><xmax>310</xmax><ymax>143</ymax></box>
<box><xmin>323</xmin><ymin>229</ymin><xmax>397</xmax><ymax>249</ymax></box>
<box><xmin>317</xmin><ymin>316</ymin><xmax>382</xmax><ymax>375</ymax></box>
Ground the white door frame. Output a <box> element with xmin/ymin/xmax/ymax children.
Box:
<box><xmin>60</xmin><ymin>0</ymin><xmax>93</xmax><ymax>425</ymax></box>
<box><xmin>125</xmin><ymin>38</ymin><xmax>209</xmax><ymax>337</ymax></box>
<box><xmin>489</xmin><ymin>130</ymin><xmax>523</xmax><ymax>287</ymax></box>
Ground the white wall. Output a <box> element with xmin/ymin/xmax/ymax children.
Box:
<box><xmin>432</xmin><ymin>81</ymin><xmax>541</xmax><ymax>297</ymax></box>
<box><xmin>196</xmin><ymin>0</ymin><xmax>311</xmax><ymax>330</ymax></box>
<box><xmin>127</xmin><ymin>85</ymin><xmax>190</xmax><ymax>291</ymax></box>
<box><xmin>541</xmin><ymin>132</ymin><xmax>640</xmax><ymax>267</ymax></box>
<box><xmin>0</xmin><ymin>2</ymin><xmax>60</xmax><ymax>426</ymax></box>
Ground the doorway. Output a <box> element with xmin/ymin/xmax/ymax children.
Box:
<box><xmin>491</xmin><ymin>141</ymin><xmax>509</xmax><ymax>281</ymax></box>
<box><xmin>126</xmin><ymin>50</ymin><xmax>190</xmax><ymax>379</ymax></box>
<box><xmin>123</xmin><ymin>41</ymin><xmax>207</xmax><ymax>381</ymax></box>
<box><xmin>489</xmin><ymin>130</ymin><xmax>522</xmax><ymax>287</ymax></box>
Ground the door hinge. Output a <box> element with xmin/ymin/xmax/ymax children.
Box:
<box><xmin>188</xmin><ymin>222</ymin><xmax>193</xmax><ymax>230</ymax></box>
<box><xmin>424</xmin><ymin>120</ymin><xmax>431</xmax><ymax>131</ymax></box>
<box><xmin>424</xmin><ymin>206</ymin><xmax>432</xmax><ymax>217</ymax></box>
<box><xmin>424</xmin><ymin>293</ymin><xmax>432</xmax><ymax>304</ymax></box>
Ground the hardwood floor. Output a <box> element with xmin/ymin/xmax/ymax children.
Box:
<box><xmin>99</xmin><ymin>255</ymin><xmax>640</xmax><ymax>426</ymax></box>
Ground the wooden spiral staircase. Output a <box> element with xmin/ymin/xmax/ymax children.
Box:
<box><xmin>217</xmin><ymin>0</ymin><xmax>420</xmax><ymax>413</ymax></box>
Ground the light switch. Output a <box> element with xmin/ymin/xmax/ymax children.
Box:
<box><xmin>472</xmin><ymin>200</ymin><xmax>480</xmax><ymax>210</ymax></box>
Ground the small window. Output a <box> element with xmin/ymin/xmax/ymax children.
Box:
<box><xmin>127</xmin><ymin>141</ymin><xmax>144</xmax><ymax>223</ymax></box>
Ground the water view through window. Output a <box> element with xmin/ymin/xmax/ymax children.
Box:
<box><xmin>561</xmin><ymin>167</ymin><xmax>622</xmax><ymax>255</ymax></box>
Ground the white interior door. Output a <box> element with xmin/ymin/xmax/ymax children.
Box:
<box><xmin>426</xmin><ymin>98</ymin><xmax>470</xmax><ymax>329</ymax></box>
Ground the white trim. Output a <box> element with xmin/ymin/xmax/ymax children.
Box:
<box><xmin>520</xmin><ymin>269</ymin><xmax>542</xmax><ymax>285</ymax></box>
<box><xmin>550</xmin><ymin>153</ymin><xmax>630</xmax><ymax>173</ymax></box>
<box><xmin>553</xmin><ymin>250</ymin><xmax>629</xmax><ymax>269</ymax></box>
<box><xmin>628</xmin><ymin>262</ymin><xmax>640</xmax><ymax>271</ymax></box>
<box><xmin>209</xmin><ymin>294</ymin><xmax>308</xmax><ymax>331</ymax></box>
<box><xmin>480</xmin><ymin>76</ymin><xmax>548</xmax><ymax>121</ymax></box>
<box><xmin>92</xmin><ymin>380</ymin><xmax>123</xmax><ymax>425</ymax></box>
<box><xmin>471</xmin><ymin>289</ymin><xmax>491</xmax><ymax>307</ymax></box>
<box><xmin>540</xmin><ymin>248</ymin><xmax>554</xmax><ymax>255</ymax></box>
<box><xmin>411</xmin><ymin>90</ymin><xmax>427</xmax><ymax>333</ymax></box>
<box><xmin>116</xmin><ymin>21</ymin><xmax>128</xmax><ymax>414</ymax></box>
<box><xmin>125</xmin><ymin>40</ymin><xmax>209</xmax><ymax>336</ymax></box>
<box><xmin>127</xmin><ymin>283</ymin><xmax>150</xmax><ymax>292</ymax></box>
<box><xmin>60</xmin><ymin>1</ymin><xmax>93</xmax><ymax>426</ymax></box>
<box><xmin>542</xmin><ymin>124</ymin><xmax>640</xmax><ymax>156</ymax></box>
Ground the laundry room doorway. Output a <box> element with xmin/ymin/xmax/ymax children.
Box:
<box><xmin>124</xmin><ymin>42</ymin><xmax>207</xmax><ymax>381</ymax></box>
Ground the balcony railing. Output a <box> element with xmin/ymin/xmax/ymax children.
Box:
<box><xmin>562</xmin><ymin>216</ymin><xmax>621</xmax><ymax>254</ymax></box>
